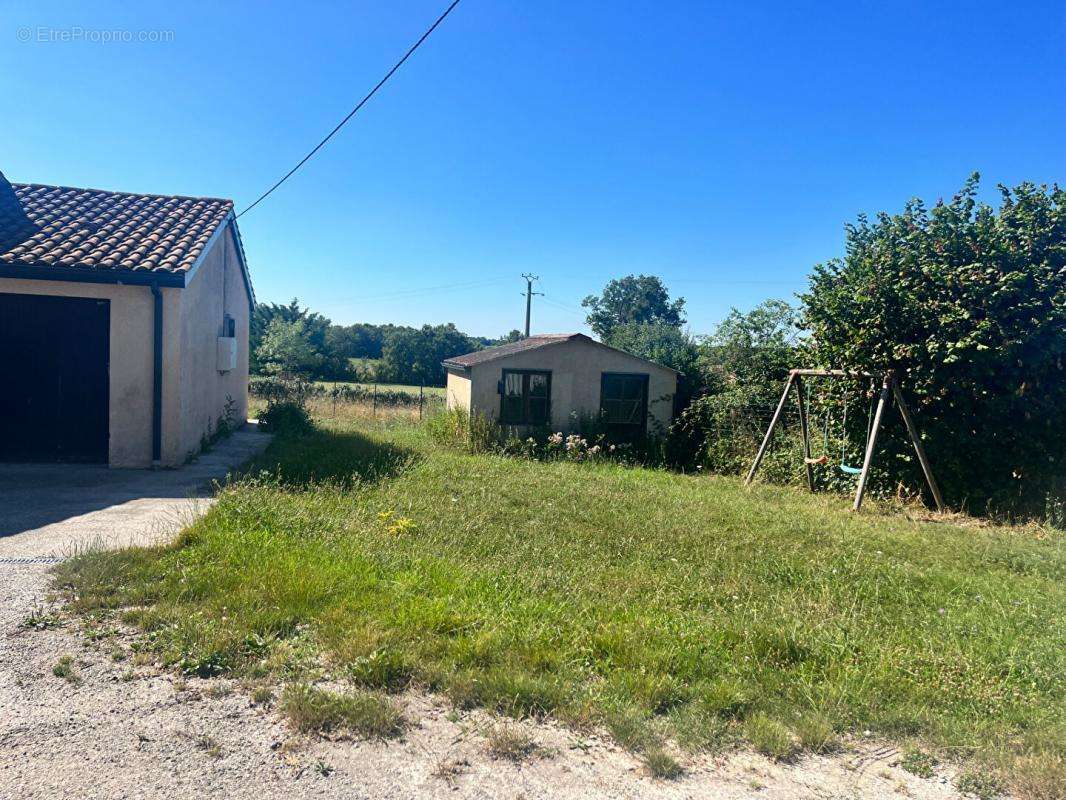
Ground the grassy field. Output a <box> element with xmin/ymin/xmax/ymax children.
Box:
<box><xmin>59</xmin><ymin>409</ymin><xmax>1064</xmax><ymax>795</ymax></box>
<box><xmin>315</xmin><ymin>379</ymin><xmax>446</xmax><ymax>398</ymax></box>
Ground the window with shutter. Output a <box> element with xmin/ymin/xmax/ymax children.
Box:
<box><xmin>600</xmin><ymin>373</ymin><xmax>649</xmax><ymax>430</ymax></box>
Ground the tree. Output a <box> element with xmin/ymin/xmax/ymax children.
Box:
<box><xmin>582</xmin><ymin>275</ymin><xmax>686</xmax><ymax>339</ymax></box>
<box><xmin>672</xmin><ymin>301</ymin><xmax>801</xmax><ymax>474</ymax></box>
<box><xmin>496</xmin><ymin>329</ymin><xmax>524</xmax><ymax>344</ymax></box>
<box><xmin>251</xmin><ymin>299</ymin><xmax>349</xmax><ymax>378</ymax></box>
<box><xmin>379</xmin><ymin>324</ymin><xmax>480</xmax><ymax>386</ymax></box>
<box><xmin>605</xmin><ymin>322</ymin><xmax>700</xmax><ymax>385</ymax></box>
<box><xmin>255</xmin><ymin>318</ymin><xmax>324</xmax><ymax>377</ymax></box>
<box><xmin>801</xmin><ymin>174</ymin><xmax>1066</xmax><ymax>516</ymax></box>
<box><xmin>325</xmin><ymin>323</ymin><xmax>411</xmax><ymax>361</ymax></box>
<box><xmin>699</xmin><ymin>299</ymin><xmax>800</xmax><ymax>398</ymax></box>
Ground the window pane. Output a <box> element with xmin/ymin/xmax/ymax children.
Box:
<box><xmin>602</xmin><ymin>375</ymin><xmax>622</xmax><ymax>400</ymax></box>
<box><xmin>620</xmin><ymin>399</ymin><xmax>641</xmax><ymax>423</ymax></box>
<box><xmin>528</xmin><ymin>373</ymin><xmax>549</xmax><ymax>397</ymax></box>
<box><xmin>501</xmin><ymin>396</ymin><xmax>523</xmax><ymax>422</ymax></box>
<box><xmin>622</xmin><ymin>377</ymin><xmax>643</xmax><ymax>400</ymax></box>
<box><xmin>601</xmin><ymin>399</ymin><xmax>623</xmax><ymax>423</ymax></box>
<box><xmin>528</xmin><ymin>397</ymin><xmax>549</xmax><ymax>424</ymax></box>
<box><xmin>601</xmin><ymin>374</ymin><xmax>646</xmax><ymax>425</ymax></box>
<box><xmin>505</xmin><ymin>372</ymin><xmax>523</xmax><ymax>397</ymax></box>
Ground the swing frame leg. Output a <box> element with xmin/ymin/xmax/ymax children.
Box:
<box><xmin>794</xmin><ymin>376</ymin><xmax>816</xmax><ymax>492</ymax></box>
<box><xmin>745</xmin><ymin>372</ymin><xmax>795</xmax><ymax>485</ymax></box>
<box><xmin>852</xmin><ymin>373</ymin><xmax>892</xmax><ymax>511</ymax></box>
<box><xmin>891</xmin><ymin>380</ymin><xmax>946</xmax><ymax>512</ymax></box>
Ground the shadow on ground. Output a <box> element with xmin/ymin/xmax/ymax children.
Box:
<box><xmin>0</xmin><ymin>425</ymin><xmax>271</xmax><ymax>549</ymax></box>
<box><xmin>241</xmin><ymin>429</ymin><xmax>418</xmax><ymax>488</ymax></box>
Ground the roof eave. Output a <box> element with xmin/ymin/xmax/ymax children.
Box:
<box><xmin>183</xmin><ymin>210</ymin><xmax>255</xmax><ymax>313</ymax></box>
<box><xmin>0</xmin><ymin>263</ymin><xmax>186</xmax><ymax>288</ymax></box>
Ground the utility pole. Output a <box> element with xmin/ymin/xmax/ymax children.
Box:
<box><xmin>521</xmin><ymin>273</ymin><xmax>543</xmax><ymax>338</ymax></box>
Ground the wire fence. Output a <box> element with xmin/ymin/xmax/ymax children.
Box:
<box><xmin>250</xmin><ymin>376</ymin><xmax>445</xmax><ymax>419</ymax></box>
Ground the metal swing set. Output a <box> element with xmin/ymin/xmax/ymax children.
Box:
<box><xmin>745</xmin><ymin>369</ymin><xmax>945</xmax><ymax>512</ymax></box>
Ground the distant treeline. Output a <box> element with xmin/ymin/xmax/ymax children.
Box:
<box><xmin>250</xmin><ymin>299</ymin><xmax>522</xmax><ymax>386</ymax></box>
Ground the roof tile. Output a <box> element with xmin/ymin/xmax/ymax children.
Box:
<box><xmin>0</xmin><ymin>175</ymin><xmax>232</xmax><ymax>276</ymax></box>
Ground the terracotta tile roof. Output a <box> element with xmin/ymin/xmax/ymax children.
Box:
<box><xmin>443</xmin><ymin>333</ymin><xmax>586</xmax><ymax>368</ymax></box>
<box><xmin>0</xmin><ymin>174</ymin><xmax>232</xmax><ymax>276</ymax></box>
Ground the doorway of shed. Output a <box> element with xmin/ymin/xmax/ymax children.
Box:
<box><xmin>0</xmin><ymin>293</ymin><xmax>110</xmax><ymax>463</ymax></box>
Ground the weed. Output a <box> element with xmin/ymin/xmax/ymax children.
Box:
<box><xmin>794</xmin><ymin>714</ymin><xmax>838</xmax><ymax>754</ymax></box>
<box><xmin>956</xmin><ymin>770</ymin><xmax>1005</xmax><ymax>800</ymax></box>
<box><xmin>313</xmin><ymin>760</ymin><xmax>334</xmax><ymax>777</ymax></box>
<box><xmin>431</xmin><ymin>757</ymin><xmax>469</xmax><ymax>781</ymax></box>
<box><xmin>669</xmin><ymin>702</ymin><xmax>733</xmax><ymax>753</ymax></box>
<box><xmin>280</xmin><ymin>684</ymin><xmax>406</xmax><ymax>739</ymax></box>
<box><xmin>251</xmin><ymin>685</ymin><xmax>274</xmax><ymax>705</ymax></box>
<box><xmin>52</xmin><ymin>655</ymin><xmax>81</xmax><ymax>685</ymax></box>
<box><xmin>744</xmin><ymin>714</ymin><xmax>797</xmax><ymax>761</ymax></box>
<box><xmin>205</xmin><ymin>683</ymin><xmax>234</xmax><ymax>699</ymax></box>
<box><xmin>110</xmin><ymin>646</ymin><xmax>126</xmax><ymax>662</ymax></box>
<box><xmin>900</xmin><ymin>748</ymin><xmax>937</xmax><ymax>779</ymax></box>
<box><xmin>1006</xmin><ymin>751</ymin><xmax>1064</xmax><ymax>800</ymax></box>
<box><xmin>643</xmin><ymin>746</ymin><xmax>684</xmax><ymax>779</ymax></box>
<box><xmin>605</xmin><ymin>711</ymin><xmax>657</xmax><ymax>752</ymax></box>
<box><xmin>486</xmin><ymin>725</ymin><xmax>541</xmax><ymax>762</ymax></box>
<box><xmin>21</xmin><ymin>601</ymin><xmax>61</xmax><ymax>631</ymax></box>
<box><xmin>181</xmin><ymin>731</ymin><xmax>223</xmax><ymax>759</ymax></box>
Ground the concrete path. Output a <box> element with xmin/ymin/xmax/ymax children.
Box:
<box><xmin>0</xmin><ymin>424</ymin><xmax>272</xmax><ymax>560</ymax></box>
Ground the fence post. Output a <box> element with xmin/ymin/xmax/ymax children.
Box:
<box><xmin>419</xmin><ymin>383</ymin><xmax>424</xmax><ymax>420</ymax></box>
<box><xmin>373</xmin><ymin>383</ymin><xmax>377</xmax><ymax>416</ymax></box>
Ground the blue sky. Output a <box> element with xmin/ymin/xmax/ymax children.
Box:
<box><xmin>2</xmin><ymin>1</ymin><xmax>1063</xmax><ymax>338</ymax></box>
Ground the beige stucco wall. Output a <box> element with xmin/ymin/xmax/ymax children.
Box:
<box><xmin>0</xmin><ymin>225</ymin><xmax>251</xmax><ymax>467</ymax></box>
<box><xmin>176</xmin><ymin>226</ymin><xmax>251</xmax><ymax>462</ymax></box>
<box><xmin>454</xmin><ymin>338</ymin><xmax>677</xmax><ymax>435</ymax></box>
<box><xmin>445</xmin><ymin>369</ymin><xmax>472</xmax><ymax>412</ymax></box>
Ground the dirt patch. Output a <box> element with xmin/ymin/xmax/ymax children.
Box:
<box><xmin>0</xmin><ymin>567</ymin><xmax>980</xmax><ymax>800</ymax></box>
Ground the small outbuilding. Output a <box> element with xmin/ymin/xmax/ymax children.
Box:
<box><xmin>0</xmin><ymin>174</ymin><xmax>253</xmax><ymax>466</ymax></box>
<box><xmin>443</xmin><ymin>333</ymin><xmax>678</xmax><ymax>436</ymax></box>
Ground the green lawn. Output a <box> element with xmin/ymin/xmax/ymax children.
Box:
<box><xmin>59</xmin><ymin>417</ymin><xmax>1064</xmax><ymax>794</ymax></box>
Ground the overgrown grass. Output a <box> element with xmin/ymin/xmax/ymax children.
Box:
<box><xmin>485</xmin><ymin>725</ymin><xmax>541</xmax><ymax>762</ymax></box>
<box><xmin>55</xmin><ymin>417</ymin><xmax>1065</xmax><ymax>796</ymax></box>
<box><xmin>280</xmin><ymin>684</ymin><xmax>406</xmax><ymax>739</ymax></box>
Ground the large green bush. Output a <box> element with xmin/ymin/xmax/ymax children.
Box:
<box><xmin>801</xmin><ymin>175</ymin><xmax>1065</xmax><ymax>517</ymax></box>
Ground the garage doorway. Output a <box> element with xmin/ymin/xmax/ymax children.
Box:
<box><xmin>0</xmin><ymin>293</ymin><xmax>110</xmax><ymax>463</ymax></box>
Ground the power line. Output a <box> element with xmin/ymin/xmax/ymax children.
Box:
<box><xmin>237</xmin><ymin>0</ymin><xmax>462</xmax><ymax>219</ymax></box>
<box><xmin>540</xmin><ymin>294</ymin><xmax>585</xmax><ymax>314</ymax></box>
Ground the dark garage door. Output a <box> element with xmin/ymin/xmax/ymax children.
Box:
<box><xmin>0</xmin><ymin>293</ymin><xmax>110</xmax><ymax>463</ymax></box>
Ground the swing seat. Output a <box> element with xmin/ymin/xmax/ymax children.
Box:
<box><xmin>839</xmin><ymin>463</ymin><xmax>863</xmax><ymax>475</ymax></box>
<box><xmin>804</xmin><ymin>455</ymin><xmax>829</xmax><ymax>466</ymax></box>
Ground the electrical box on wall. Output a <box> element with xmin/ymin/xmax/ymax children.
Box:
<box><xmin>217</xmin><ymin>336</ymin><xmax>237</xmax><ymax>372</ymax></box>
